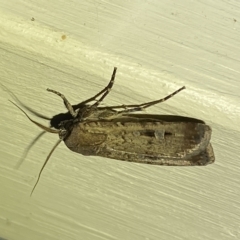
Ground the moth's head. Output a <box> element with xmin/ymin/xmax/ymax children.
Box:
<box><xmin>50</xmin><ymin>102</ymin><xmax>91</xmax><ymax>129</ymax></box>
<box><xmin>50</xmin><ymin>112</ymin><xmax>74</xmax><ymax>129</ymax></box>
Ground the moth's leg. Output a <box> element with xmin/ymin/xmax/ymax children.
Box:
<box><xmin>90</xmin><ymin>67</ymin><xmax>117</xmax><ymax>108</ymax></box>
<box><xmin>73</xmin><ymin>67</ymin><xmax>117</xmax><ymax>109</ymax></box>
<box><xmin>129</xmin><ymin>86</ymin><xmax>186</xmax><ymax>110</ymax></box>
<box><xmin>47</xmin><ymin>67</ymin><xmax>117</xmax><ymax>116</ymax></box>
<box><xmin>99</xmin><ymin>86</ymin><xmax>186</xmax><ymax>113</ymax></box>
<box><xmin>47</xmin><ymin>89</ymin><xmax>77</xmax><ymax>117</ymax></box>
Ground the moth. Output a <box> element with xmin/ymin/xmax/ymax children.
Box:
<box><xmin>11</xmin><ymin>67</ymin><xmax>215</xmax><ymax>194</ymax></box>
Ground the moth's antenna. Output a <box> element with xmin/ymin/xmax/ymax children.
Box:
<box><xmin>1</xmin><ymin>84</ymin><xmax>51</xmax><ymax>120</ymax></box>
<box><xmin>10</xmin><ymin>101</ymin><xmax>61</xmax><ymax>194</ymax></box>
<box><xmin>15</xmin><ymin>131</ymin><xmax>46</xmax><ymax>169</ymax></box>
<box><xmin>9</xmin><ymin>100</ymin><xmax>59</xmax><ymax>133</ymax></box>
<box><xmin>30</xmin><ymin>139</ymin><xmax>62</xmax><ymax>196</ymax></box>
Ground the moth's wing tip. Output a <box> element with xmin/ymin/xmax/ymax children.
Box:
<box><xmin>205</xmin><ymin>143</ymin><xmax>215</xmax><ymax>165</ymax></box>
<box><xmin>196</xmin><ymin>143</ymin><xmax>215</xmax><ymax>166</ymax></box>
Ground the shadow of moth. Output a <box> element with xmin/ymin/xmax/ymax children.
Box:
<box><xmin>10</xmin><ymin>67</ymin><xmax>215</xmax><ymax>195</ymax></box>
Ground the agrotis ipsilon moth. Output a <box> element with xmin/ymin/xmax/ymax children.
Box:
<box><xmin>11</xmin><ymin>67</ymin><xmax>215</xmax><ymax>194</ymax></box>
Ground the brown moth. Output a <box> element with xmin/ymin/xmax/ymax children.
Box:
<box><xmin>10</xmin><ymin>67</ymin><xmax>215</xmax><ymax>195</ymax></box>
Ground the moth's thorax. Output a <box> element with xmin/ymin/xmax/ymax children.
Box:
<box><xmin>58</xmin><ymin>119</ymin><xmax>77</xmax><ymax>140</ymax></box>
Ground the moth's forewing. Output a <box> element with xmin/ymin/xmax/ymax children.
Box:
<box><xmin>123</xmin><ymin>114</ymin><xmax>205</xmax><ymax>124</ymax></box>
<box><xmin>63</xmin><ymin>116</ymin><xmax>214</xmax><ymax>166</ymax></box>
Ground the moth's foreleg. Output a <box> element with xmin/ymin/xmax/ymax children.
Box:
<box><xmin>47</xmin><ymin>89</ymin><xmax>77</xmax><ymax>117</ymax></box>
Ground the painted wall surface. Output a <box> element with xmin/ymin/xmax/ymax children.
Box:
<box><xmin>0</xmin><ymin>1</ymin><xmax>239</xmax><ymax>240</ymax></box>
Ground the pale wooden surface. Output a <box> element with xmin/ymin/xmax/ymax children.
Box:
<box><xmin>0</xmin><ymin>1</ymin><xmax>240</xmax><ymax>240</ymax></box>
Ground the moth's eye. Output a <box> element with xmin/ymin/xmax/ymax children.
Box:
<box><xmin>58</xmin><ymin>120</ymin><xmax>72</xmax><ymax>130</ymax></box>
<box><xmin>63</xmin><ymin>121</ymin><xmax>72</xmax><ymax>129</ymax></box>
